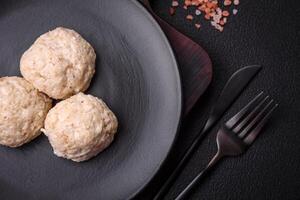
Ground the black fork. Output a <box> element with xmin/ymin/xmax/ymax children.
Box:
<box><xmin>175</xmin><ymin>92</ymin><xmax>278</xmax><ymax>200</ymax></box>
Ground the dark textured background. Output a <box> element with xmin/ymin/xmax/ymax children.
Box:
<box><xmin>136</xmin><ymin>0</ymin><xmax>300</xmax><ymax>199</ymax></box>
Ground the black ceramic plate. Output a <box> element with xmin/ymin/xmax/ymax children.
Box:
<box><xmin>0</xmin><ymin>0</ymin><xmax>182</xmax><ymax>199</ymax></box>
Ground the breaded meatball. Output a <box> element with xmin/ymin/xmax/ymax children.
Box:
<box><xmin>0</xmin><ymin>76</ymin><xmax>52</xmax><ymax>147</ymax></box>
<box><xmin>42</xmin><ymin>93</ymin><xmax>118</xmax><ymax>162</ymax></box>
<box><xmin>20</xmin><ymin>27</ymin><xmax>96</xmax><ymax>99</ymax></box>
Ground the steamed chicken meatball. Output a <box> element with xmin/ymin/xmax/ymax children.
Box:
<box><xmin>42</xmin><ymin>93</ymin><xmax>118</xmax><ymax>162</ymax></box>
<box><xmin>0</xmin><ymin>76</ymin><xmax>52</xmax><ymax>147</ymax></box>
<box><xmin>20</xmin><ymin>27</ymin><xmax>96</xmax><ymax>99</ymax></box>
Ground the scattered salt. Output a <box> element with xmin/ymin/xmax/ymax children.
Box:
<box><xmin>169</xmin><ymin>0</ymin><xmax>240</xmax><ymax>32</ymax></box>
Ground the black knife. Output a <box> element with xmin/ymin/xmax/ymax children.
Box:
<box><xmin>153</xmin><ymin>65</ymin><xmax>262</xmax><ymax>200</ymax></box>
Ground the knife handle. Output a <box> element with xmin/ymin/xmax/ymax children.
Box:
<box><xmin>153</xmin><ymin>127</ymin><xmax>209</xmax><ymax>200</ymax></box>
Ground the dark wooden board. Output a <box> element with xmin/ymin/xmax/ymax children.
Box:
<box><xmin>142</xmin><ymin>1</ymin><xmax>213</xmax><ymax>115</ymax></box>
<box><xmin>156</xmin><ymin>18</ymin><xmax>213</xmax><ymax>115</ymax></box>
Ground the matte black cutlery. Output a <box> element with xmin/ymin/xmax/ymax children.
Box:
<box><xmin>154</xmin><ymin>65</ymin><xmax>262</xmax><ymax>200</ymax></box>
<box><xmin>175</xmin><ymin>92</ymin><xmax>278</xmax><ymax>200</ymax></box>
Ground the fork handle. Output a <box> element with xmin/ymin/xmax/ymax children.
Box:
<box><xmin>175</xmin><ymin>152</ymin><xmax>223</xmax><ymax>200</ymax></box>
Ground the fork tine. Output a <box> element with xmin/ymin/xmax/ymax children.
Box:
<box><xmin>225</xmin><ymin>92</ymin><xmax>264</xmax><ymax>129</ymax></box>
<box><xmin>243</xmin><ymin>103</ymin><xmax>278</xmax><ymax>145</ymax></box>
<box><xmin>233</xmin><ymin>96</ymin><xmax>270</xmax><ymax>133</ymax></box>
<box><xmin>239</xmin><ymin>99</ymin><xmax>274</xmax><ymax>138</ymax></box>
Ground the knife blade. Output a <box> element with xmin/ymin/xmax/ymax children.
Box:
<box><xmin>202</xmin><ymin>65</ymin><xmax>262</xmax><ymax>132</ymax></box>
<box><xmin>153</xmin><ymin>65</ymin><xmax>262</xmax><ymax>200</ymax></box>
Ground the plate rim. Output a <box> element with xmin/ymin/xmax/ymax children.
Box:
<box><xmin>127</xmin><ymin>0</ymin><xmax>183</xmax><ymax>199</ymax></box>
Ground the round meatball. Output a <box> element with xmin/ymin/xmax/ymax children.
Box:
<box><xmin>42</xmin><ymin>93</ymin><xmax>118</xmax><ymax>162</ymax></box>
<box><xmin>20</xmin><ymin>27</ymin><xmax>96</xmax><ymax>99</ymax></box>
<box><xmin>0</xmin><ymin>77</ymin><xmax>52</xmax><ymax>147</ymax></box>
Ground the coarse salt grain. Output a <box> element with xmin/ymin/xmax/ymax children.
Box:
<box><xmin>215</xmin><ymin>24</ymin><xmax>224</xmax><ymax>32</ymax></box>
<box><xmin>191</xmin><ymin>1</ymin><xmax>198</xmax><ymax>6</ymax></box>
<box><xmin>185</xmin><ymin>0</ymin><xmax>192</xmax><ymax>6</ymax></box>
<box><xmin>195</xmin><ymin>9</ymin><xmax>202</xmax><ymax>15</ymax></box>
<box><xmin>224</xmin><ymin>0</ymin><xmax>232</xmax><ymax>6</ymax></box>
<box><xmin>233</xmin><ymin>9</ymin><xmax>238</xmax><ymax>15</ymax></box>
<box><xmin>222</xmin><ymin>10</ymin><xmax>230</xmax><ymax>16</ymax></box>
<box><xmin>186</xmin><ymin>15</ymin><xmax>194</xmax><ymax>20</ymax></box>
<box><xmin>211</xmin><ymin>21</ymin><xmax>217</xmax><ymax>26</ymax></box>
<box><xmin>213</xmin><ymin>16</ymin><xmax>221</xmax><ymax>23</ymax></box>
<box><xmin>216</xmin><ymin>7</ymin><xmax>222</xmax><ymax>15</ymax></box>
<box><xmin>172</xmin><ymin>1</ymin><xmax>179</xmax><ymax>7</ymax></box>
<box><xmin>234</xmin><ymin>0</ymin><xmax>240</xmax><ymax>5</ymax></box>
